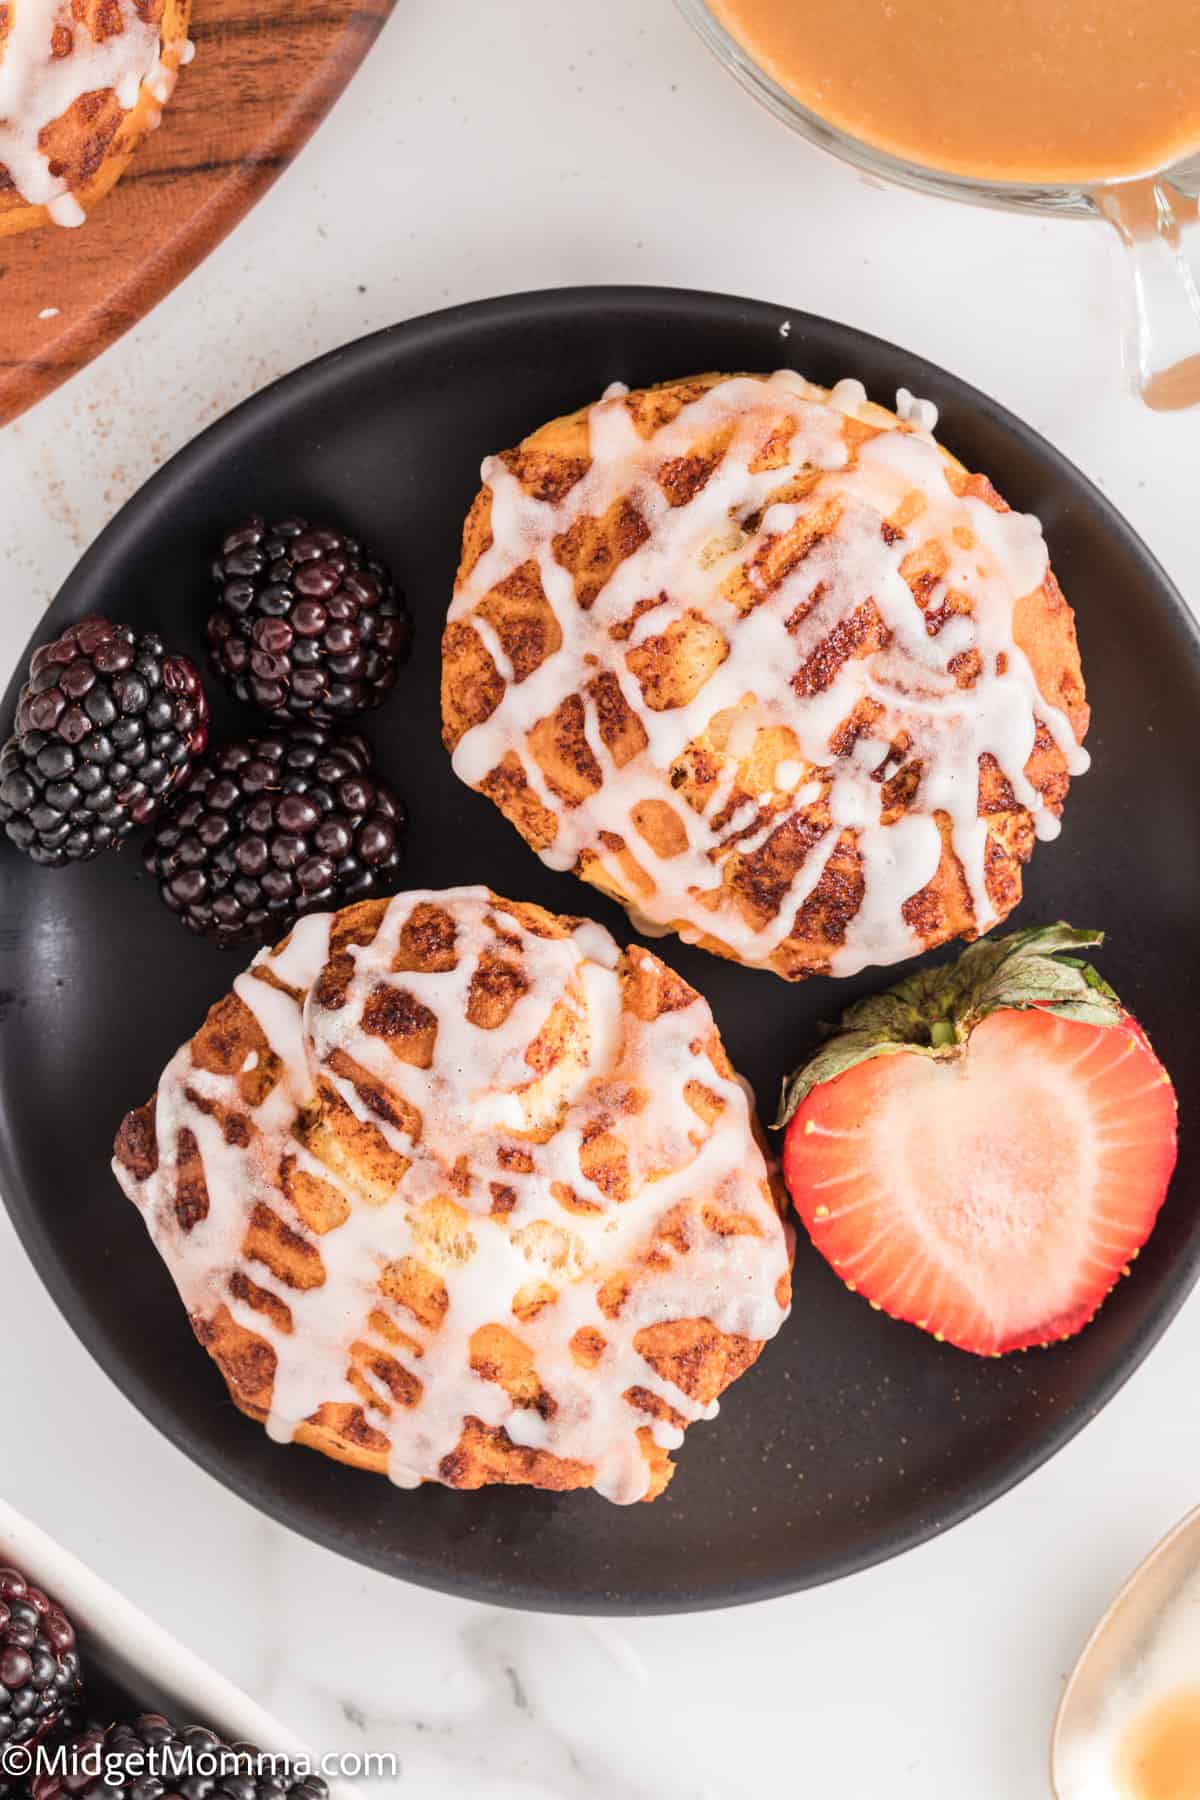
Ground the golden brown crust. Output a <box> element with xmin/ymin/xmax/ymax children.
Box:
<box><xmin>442</xmin><ymin>374</ymin><xmax>1089</xmax><ymax>980</ymax></box>
<box><xmin>0</xmin><ymin>0</ymin><xmax>191</xmax><ymax>236</ymax></box>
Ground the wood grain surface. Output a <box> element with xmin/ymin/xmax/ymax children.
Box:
<box><xmin>0</xmin><ymin>0</ymin><xmax>395</xmax><ymax>428</ymax></box>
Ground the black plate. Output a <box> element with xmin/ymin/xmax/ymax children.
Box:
<box><xmin>3</xmin><ymin>287</ymin><xmax>1199</xmax><ymax>1614</ymax></box>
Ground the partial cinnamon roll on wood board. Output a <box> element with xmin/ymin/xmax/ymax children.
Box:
<box><xmin>0</xmin><ymin>0</ymin><xmax>394</xmax><ymax>427</ymax></box>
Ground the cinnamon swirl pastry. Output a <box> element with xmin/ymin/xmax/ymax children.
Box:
<box><xmin>113</xmin><ymin>888</ymin><xmax>792</xmax><ymax>1503</ymax></box>
<box><xmin>441</xmin><ymin>373</ymin><xmax>1089</xmax><ymax>980</ymax></box>
<box><xmin>0</xmin><ymin>0</ymin><xmax>192</xmax><ymax>234</ymax></box>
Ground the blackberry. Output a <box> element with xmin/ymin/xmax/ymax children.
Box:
<box><xmin>0</xmin><ymin>616</ymin><xmax>208</xmax><ymax>867</ymax></box>
<box><xmin>144</xmin><ymin>726</ymin><xmax>405</xmax><ymax>946</ymax></box>
<box><xmin>206</xmin><ymin>517</ymin><xmax>410</xmax><ymax>723</ymax></box>
<box><xmin>0</xmin><ymin>1567</ymin><xmax>81</xmax><ymax>1772</ymax></box>
<box><xmin>32</xmin><ymin>1715</ymin><xmax>328</xmax><ymax>1800</ymax></box>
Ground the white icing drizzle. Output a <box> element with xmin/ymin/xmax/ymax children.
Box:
<box><xmin>113</xmin><ymin>889</ymin><xmax>791</xmax><ymax>1505</ymax></box>
<box><xmin>47</xmin><ymin>190</ymin><xmax>83</xmax><ymax>226</ymax></box>
<box><xmin>447</xmin><ymin>372</ymin><xmax>1089</xmax><ymax>977</ymax></box>
<box><xmin>0</xmin><ymin>0</ymin><xmax>184</xmax><ymax>220</ymax></box>
<box><xmin>895</xmin><ymin>386</ymin><xmax>939</xmax><ymax>435</ymax></box>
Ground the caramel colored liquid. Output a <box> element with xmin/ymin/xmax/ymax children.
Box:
<box><xmin>708</xmin><ymin>0</ymin><xmax>1200</xmax><ymax>183</ymax></box>
<box><xmin>1117</xmin><ymin>1686</ymin><xmax>1200</xmax><ymax>1800</ymax></box>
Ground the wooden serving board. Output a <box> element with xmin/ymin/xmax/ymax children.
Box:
<box><xmin>0</xmin><ymin>0</ymin><xmax>394</xmax><ymax>428</ymax></box>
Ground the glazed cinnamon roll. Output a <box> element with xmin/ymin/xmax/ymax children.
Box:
<box><xmin>113</xmin><ymin>888</ymin><xmax>792</xmax><ymax>1503</ymax></box>
<box><xmin>0</xmin><ymin>0</ymin><xmax>192</xmax><ymax>233</ymax></box>
<box><xmin>441</xmin><ymin>373</ymin><xmax>1089</xmax><ymax>980</ymax></box>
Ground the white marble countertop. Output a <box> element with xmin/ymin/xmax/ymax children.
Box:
<box><xmin>2</xmin><ymin>2</ymin><xmax>1199</xmax><ymax>1794</ymax></box>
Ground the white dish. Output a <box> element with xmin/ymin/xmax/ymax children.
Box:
<box><xmin>0</xmin><ymin>1499</ymin><xmax>354</xmax><ymax>1797</ymax></box>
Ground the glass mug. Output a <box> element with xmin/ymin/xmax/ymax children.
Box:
<box><xmin>677</xmin><ymin>0</ymin><xmax>1200</xmax><ymax>411</ymax></box>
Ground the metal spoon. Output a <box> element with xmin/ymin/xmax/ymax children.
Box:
<box><xmin>1052</xmin><ymin>1503</ymin><xmax>1200</xmax><ymax>1797</ymax></box>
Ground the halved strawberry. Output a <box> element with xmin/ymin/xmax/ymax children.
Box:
<box><xmin>777</xmin><ymin>925</ymin><xmax>1177</xmax><ymax>1356</ymax></box>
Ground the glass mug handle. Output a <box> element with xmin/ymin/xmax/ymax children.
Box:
<box><xmin>1096</xmin><ymin>177</ymin><xmax>1200</xmax><ymax>411</ymax></box>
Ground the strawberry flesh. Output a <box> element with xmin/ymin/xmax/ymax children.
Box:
<box><xmin>782</xmin><ymin>1007</ymin><xmax>1177</xmax><ymax>1355</ymax></box>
